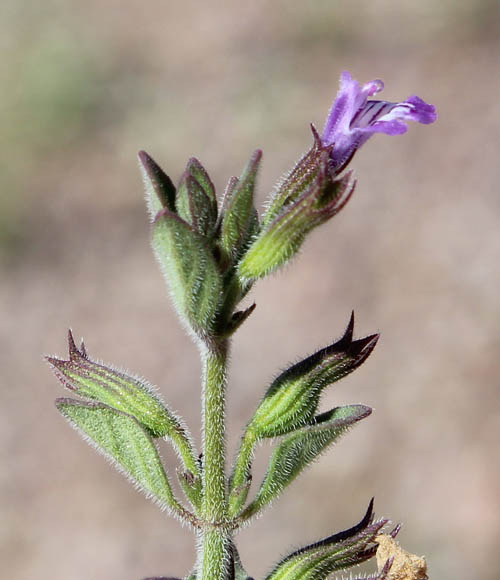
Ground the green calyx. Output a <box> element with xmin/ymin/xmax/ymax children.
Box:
<box><xmin>153</xmin><ymin>208</ymin><xmax>224</xmax><ymax>336</ymax></box>
<box><xmin>248</xmin><ymin>313</ymin><xmax>378</xmax><ymax>439</ymax></box>
<box><xmin>138</xmin><ymin>150</ymin><xmax>176</xmax><ymax>217</ymax></box>
<box><xmin>264</xmin><ymin>499</ymin><xmax>388</xmax><ymax>580</ymax></box>
<box><xmin>175</xmin><ymin>158</ymin><xmax>218</xmax><ymax>236</ymax></box>
<box><xmin>238</xmin><ymin>129</ymin><xmax>355</xmax><ymax>282</ymax></box>
<box><xmin>218</xmin><ymin>149</ymin><xmax>262</xmax><ymax>269</ymax></box>
<box><xmin>47</xmin><ymin>330</ymin><xmax>184</xmax><ymax>439</ymax></box>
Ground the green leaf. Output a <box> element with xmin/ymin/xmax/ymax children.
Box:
<box><xmin>138</xmin><ymin>150</ymin><xmax>177</xmax><ymax>218</ymax></box>
<box><xmin>56</xmin><ymin>398</ymin><xmax>190</xmax><ymax>519</ymax></box>
<box><xmin>265</xmin><ymin>499</ymin><xmax>387</xmax><ymax>580</ymax></box>
<box><xmin>241</xmin><ymin>405</ymin><xmax>371</xmax><ymax>520</ymax></box>
<box><xmin>153</xmin><ymin>208</ymin><xmax>223</xmax><ymax>334</ymax></box>
<box><xmin>248</xmin><ymin>313</ymin><xmax>378</xmax><ymax>439</ymax></box>
<box><xmin>175</xmin><ymin>158</ymin><xmax>217</xmax><ymax>236</ymax></box>
<box><xmin>219</xmin><ymin>150</ymin><xmax>262</xmax><ymax>267</ymax></box>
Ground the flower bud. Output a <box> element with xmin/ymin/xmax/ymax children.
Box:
<box><xmin>175</xmin><ymin>157</ymin><xmax>218</xmax><ymax>236</ymax></box>
<box><xmin>218</xmin><ymin>150</ymin><xmax>262</xmax><ymax>269</ymax></box>
<box><xmin>153</xmin><ymin>208</ymin><xmax>223</xmax><ymax>335</ymax></box>
<box><xmin>138</xmin><ymin>150</ymin><xmax>177</xmax><ymax>219</ymax></box>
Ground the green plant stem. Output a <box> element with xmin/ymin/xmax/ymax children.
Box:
<box><xmin>200</xmin><ymin>338</ymin><xmax>231</xmax><ymax>579</ymax></box>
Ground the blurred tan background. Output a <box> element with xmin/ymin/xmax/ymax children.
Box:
<box><xmin>1</xmin><ymin>1</ymin><xmax>499</xmax><ymax>579</ymax></box>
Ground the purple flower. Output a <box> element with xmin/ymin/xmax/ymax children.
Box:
<box><xmin>322</xmin><ymin>71</ymin><xmax>437</xmax><ymax>173</ymax></box>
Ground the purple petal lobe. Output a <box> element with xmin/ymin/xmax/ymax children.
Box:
<box><xmin>406</xmin><ymin>95</ymin><xmax>438</xmax><ymax>124</ymax></box>
<box><xmin>365</xmin><ymin>79</ymin><xmax>384</xmax><ymax>96</ymax></box>
<box><xmin>321</xmin><ymin>71</ymin><xmax>437</xmax><ymax>173</ymax></box>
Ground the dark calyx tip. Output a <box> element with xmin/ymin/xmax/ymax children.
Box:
<box><xmin>67</xmin><ymin>329</ymin><xmax>85</xmax><ymax>360</ymax></box>
<box><xmin>337</xmin><ymin>311</ymin><xmax>355</xmax><ymax>348</ymax></box>
<box><xmin>138</xmin><ymin>150</ymin><xmax>152</xmax><ymax>164</ymax></box>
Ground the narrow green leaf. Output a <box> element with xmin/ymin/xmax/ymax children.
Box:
<box><xmin>232</xmin><ymin>543</ymin><xmax>255</xmax><ymax>580</ymax></box>
<box><xmin>242</xmin><ymin>405</ymin><xmax>371</xmax><ymax>519</ymax></box>
<box><xmin>228</xmin><ymin>429</ymin><xmax>257</xmax><ymax>517</ymax></box>
<box><xmin>234</xmin><ymin>567</ymin><xmax>254</xmax><ymax>580</ymax></box>
<box><xmin>56</xmin><ymin>398</ymin><xmax>191</xmax><ymax>520</ymax></box>
<box><xmin>143</xmin><ymin>577</ymin><xmax>182</xmax><ymax>580</ymax></box>
<box><xmin>153</xmin><ymin>208</ymin><xmax>223</xmax><ymax>334</ymax></box>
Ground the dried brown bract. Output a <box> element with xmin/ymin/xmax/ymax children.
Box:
<box><xmin>376</xmin><ymin>534</ymin><xmax>428</xmax><ymax>580</ymax></box>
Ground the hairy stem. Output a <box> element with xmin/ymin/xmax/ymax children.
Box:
<box><xmin>199</xmin><ymin>338</ymin><xmax>231</xmax><ymax>579</ymax></box>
